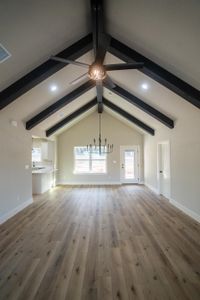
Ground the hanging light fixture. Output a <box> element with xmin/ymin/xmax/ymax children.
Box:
<box><xmin>88</xmin><ymin>63</ymin><xmax>106</xmax><ymax>81</ymax></box>
<box><xmin>87</xmin><ymin>113</ymin><xmax>113</xmax><ymax>155</ymax></box>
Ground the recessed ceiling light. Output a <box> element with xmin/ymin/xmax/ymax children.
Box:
<box><xmin>141</xmin><ymin>83</ymin><xmax>149</xmax><ymax>90</ymax></box>
<box><xmin>50</xmin><ymin>85</ymin><xmax>57</xmax><ymax>92</ymax></box>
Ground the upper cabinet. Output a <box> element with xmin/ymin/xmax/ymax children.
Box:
<box><xmin>32</xmin><ymin>139</ymin><xmax>55</xmax><ymax>162</ymax></box>
<box><xmin>41</xmin><ymin>141</ymin><xmax>54</xmax><ymax>161</ymax></box>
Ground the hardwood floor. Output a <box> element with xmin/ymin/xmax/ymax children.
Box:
<box><xmin>0</xmin><ymin>185</ymin><xmax>200</xmax><ymax>300</ymax></box>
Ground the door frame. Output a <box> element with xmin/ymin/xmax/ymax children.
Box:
<box><xmin>157</xmin><ymin>140</ymin><xmax>171</xmax><ymax>197</ymax></box>
<box><xmin>120</xmin><ymin>145</ymin><xmax>140</xmax><ymax>184</ymax></box>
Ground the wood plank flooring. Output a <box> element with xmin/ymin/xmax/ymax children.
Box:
<box><xmin>0</xmin><ymin>185</ymin><xmax>200</xmax><ymax>300</ymax></box>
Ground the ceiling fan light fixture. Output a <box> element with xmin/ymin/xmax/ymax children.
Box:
<box><xmin>88</xmin><ymin>64</ymin><xmax>106</xmax><ymax>81</ymax></box>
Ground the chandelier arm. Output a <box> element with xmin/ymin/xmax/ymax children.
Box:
<box><xmin>86</xmin><ymin>111</ymin><xmax>113</xmax><ymax>155</ymax></box>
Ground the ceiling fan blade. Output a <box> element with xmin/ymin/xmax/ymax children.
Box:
<box><xmin>103</xmin><ymin>76</ymin><xmax>116</xmax><ymax>89</ymax></box>
<box><xmin>104</xmin><ymin>62</ymin><xmax>144</xmax><ymax>71</ymax></box>
<box><xmin>50</xmin><ymin>56</ymin><xmax>90</xmax><ymax>68</ymax></box>
<box><xmin>96</xmin><ymin>80</ymin><xmax>103</xmax><ymax>104</ymax></box>
<box><xmin>69</xmin><ymin>73</ymin><xmax>88</xmax><ymax>85</ymax></box>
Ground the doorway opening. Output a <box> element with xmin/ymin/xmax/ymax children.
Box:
<box><xmin>120</xmin><ymin>146</ymin><xmax>140</xmax><ymax>184</ymax></box>
<box><xmin>157</xmin><ymin>141</ymin><xmax>171</xmax><ymax>198</ymax></box>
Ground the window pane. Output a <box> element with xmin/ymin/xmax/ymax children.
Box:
<box><xmin>74</xmin><ymin>147</ymin><xmax>89</xmax><ymax>159</ymax></box>
<box><xmin>91</xmin><ymin>160</ymin><xmax>106</xmax><ymax>173</ymax></box>
<box><xmin>92</xmin><ymin>148</ymin><xmax>106</xmax><ymax>159</ymax></box>
<box><xmin>74</xmin><ymin>146</ymin><xmax>106</xmax><ymax>174</ymax></box>
<box><xmin>124</xmin><ymin>150</ymin><xmax>135</xmax><ymax>179</ymax></box>
<box><xmin>32</xmin><ymin>148</ymin><xmax>41</xmax><ymax>162</ymax></box>
<box><xmin>74</xmin><ymin>160</ymin><xmax>90</xmax><ymax>173</ymax></box>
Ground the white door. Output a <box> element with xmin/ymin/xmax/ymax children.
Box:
<box><xmin>120</xmin><ymin>146</ymin><xmax>139</xmax><ymax>183</ymax></box>
<box><xmin>157</xmin><ymin>141</ymin><xmax>171</xmax><ymax>198</ymax></box>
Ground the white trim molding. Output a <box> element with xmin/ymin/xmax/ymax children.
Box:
<box><xmin>57</xmin><ymin>181</ymin><xmax>121</xmax><ymax>186</ymax></box>
<box><xmin>57</xmin><ymin>181</ymin><xmax>145</xmax><ymax>186</ymax></box>
<box><xmin>0</xmin><ymin>198</ymin><xmax>33</xmax><ymax>225</ymax></box>
<box><xmin>145</xmin><ymin>183</ymin><xmax>159</xmax><ymax>194</ymax></box>
<box><xmin>169</xmin><ymin>198</ymin><xmax>200</xmax><ymax>223</ymax></box>
<box><xmin>145</xmin><ymin>183</ymin><xmax>200</xmax><ymax>223</ymax></box>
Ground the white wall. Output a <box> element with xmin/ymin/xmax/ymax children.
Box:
<box><xmin>57</xmin><ymin>112</ymin><xmax>144</xmax><ymax>184</ymax></box>
<box><xmin>0</xmin><ymin>115</ymin><xmax>32</xmax><ymax>224</ymax></box>
<box><xmin>144</xmin><ymin>103</ymin><xmax>200</xmax><ymax>220</ymax></box>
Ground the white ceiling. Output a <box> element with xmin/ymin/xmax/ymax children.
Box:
<box><xmin>0</xmin><ymin>0</ymin><xmax>90</xmax><ymax>90</ymax></box>
<box><xmin>0</xmin><ymin>0</ymin><xmax>199</xmax><ymax>137</ymax></box>
<box><xmin>106</xmin><ymin>0</ymin><xmax>200</xmax><ymax>89</ymax></box>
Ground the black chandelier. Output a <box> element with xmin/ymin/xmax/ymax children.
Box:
<box><xmin>87</xmin><ymin>113</ymin><xmax>113</xmax><ymax>155</ymax></box>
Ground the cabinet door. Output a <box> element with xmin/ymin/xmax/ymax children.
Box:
<box><xmin>41</xmin><ymin>142</ymin><xmax>48</xmax><ymax>160</ymax></box>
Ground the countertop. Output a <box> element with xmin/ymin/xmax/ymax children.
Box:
<box><xmin>32</xmin><ymin>168</ymin><xmax>58</xmax><ymax>174</ymax></box>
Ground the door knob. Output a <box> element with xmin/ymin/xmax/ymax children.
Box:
<box><xmin>122</xmin><ymin>164</ymin><xmax>124</xmax><ymax>168</ymax></box>
<box><xmin>159</xmin><ymin>170</ymin><xmax>163</xmax><ymax>173</ymax></box>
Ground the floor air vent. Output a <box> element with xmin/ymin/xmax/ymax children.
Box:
<box><xmin>0</xmin><ymin>44</ymin><xmax>11</xmax><ymax>63</ymax></box>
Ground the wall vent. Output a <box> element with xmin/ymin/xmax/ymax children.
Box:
<box><xmin>0</xmin><ymin>43</ymin><xmax>11</xmax><ymax>63</ymax></box>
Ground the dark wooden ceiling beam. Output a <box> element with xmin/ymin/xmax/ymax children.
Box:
<box><xmin>0</xmin><ymin>34</ymin><xmax>93</xmax><ymax>110</ymax></box>
<box><xmin>108</xmin><ymin>37</ymin><xmax>200</xmax><ymax>109</ymax></box>
<box><xmin>91</xmin><ymin>0</ymin><xmax>101</xmax><ymax>57</ymax></box>
<box><xmin>91</xmin><ymin>0</ymin><xmax>109</xmax><ymax>64</ymax></box>
<box><xmin>104</xmin><ymin>98</ymin><xmax>155</xmax><ymax>135</ymax></box>
<box><xmin>104</xmin><ymin>83</ymin><xmax>174</xmax><ymax>128</ymax></box>
<box><xmin>26</xmin><ymin>80</ymin><xmax>95</xmax><ymax>130</ymax></box>
<box><xmin>46</xmin><ymin>98</ymin><xmax>97</xmax><ymax>137</ymax></box>
<box><xmin>91</xmin><ymin>0</ymin><xmax>109</xmax><ymax>109</ymax></box>
<box><xmin>98</xmin><ymin>102</ymin><xmax>103</xmax><ymax>113</ymax></box>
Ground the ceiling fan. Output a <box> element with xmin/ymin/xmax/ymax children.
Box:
<box><xmin>50</xmin><ymin>0</ymin><xmax>144</xmax><ymax>113</ymax></box>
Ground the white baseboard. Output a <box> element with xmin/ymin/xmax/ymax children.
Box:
<box><xmin>145</xmin><ymin>183</ymin><xmax>200</xmax><ymax>223</ymax></box>
<box><xmin>169</xmin><ymin>198</ymin><xmax>200</xmax><ymax>223</ymax></box>
<box><xmin>57</xmin><ymin>181</ymin><xmax>121</xmax><ymax>185</ymax></box>
<box><xmin>145</xmin><ymin>183</ymin><xmax>159</xmax><ymax>194</ymax></box>
<box><xmin>0</xmin><ymin>198</ymin><xmax>33</xmax><ymax>225</ymax></box>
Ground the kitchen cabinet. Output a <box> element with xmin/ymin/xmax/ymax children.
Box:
<box><xmin>41</xmin><ymin>141</ymin><xmax>54</xmax><ymax>161</ymax></box>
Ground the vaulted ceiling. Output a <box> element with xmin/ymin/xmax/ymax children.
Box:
<box><xmin>0</xmin><ymin>0</ymin><xmax>199</xmax><ymax>138</ymax></box>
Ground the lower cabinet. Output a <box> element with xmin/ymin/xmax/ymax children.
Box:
<box><xmin>32</xmin><ymin>172</ymin><xmax>53</xmax><ymax>194</ymax></box>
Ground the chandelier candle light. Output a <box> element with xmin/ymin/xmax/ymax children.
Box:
<box><xmin>87</xmin><ymin>113</ymin><xmax>113</xmax><ymax>155</ymax></box>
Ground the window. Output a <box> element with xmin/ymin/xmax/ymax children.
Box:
<box><xmin>74</xmin><ymin>147</ymin><xmax>106</xmax><ymax>174</ymax></box>
<box><xmin>32</xmin><ymin>148</ymin><xmax>41</xmax><ymax>162</ymax></box>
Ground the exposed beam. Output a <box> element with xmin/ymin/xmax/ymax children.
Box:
<box><xmin>46</xmin><ymin>99</ymin><xmax>97</xmax><ymax>137</ymax></box>
<box><xmin>91</xmin><ymin>0</ymin><xmax>102</xmax><ymax>57</ymax></box>
<box><xmin>0</xmin><ymin>34</ymin><xmax>93</xmax><ymax>110</ymax></box>
<box><xmin>105</xmin><ymin>83</ymin><xmax>174</xmax><ymax>128</ymax></box>
<box><xmin>109</xmin><ymin>37</ymin><xmax>200</xmax><ymax>109</ymax></box>
<box><xmin>96</xmin><ymin>80</ymin><xmax>103</xmax><ymax>112</ymax></box>
<box><xmin>98</xmin><ymin>102</ymin><xmax>103</xmax><ymax>113</ymax></box>
<box><xmin>104</xmin><ymin>98</ymin><xmax>155</xmax><ymax>135</ymax></box>
<box><xmin>91</xmin><ymin>0</ymin><xmax>109</xmax><ymax>109</ymax></box>
<box><xmin>26</xmin><ymin>81</ymin><xmax>95</xmax><ymax>130</ymax></box>
<box><xmin>90</xmin><ymin>0</ymin><xmax>109</xmax><ymax>64</ymax></box>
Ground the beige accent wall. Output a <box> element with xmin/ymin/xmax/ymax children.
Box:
<box><xmin>0</xmin><ymin>115</ymin><xmax>32</xmax><ymax>223</ymax></box>
<box><xmin>144</xmin><ymin>105</ymin><xmax>200</xmax><ymax>218</ymax></box>
<box><xmin>57</xmin><ymin>112</ymin><xmax>144</xmax><ymax>184</ymax></box>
